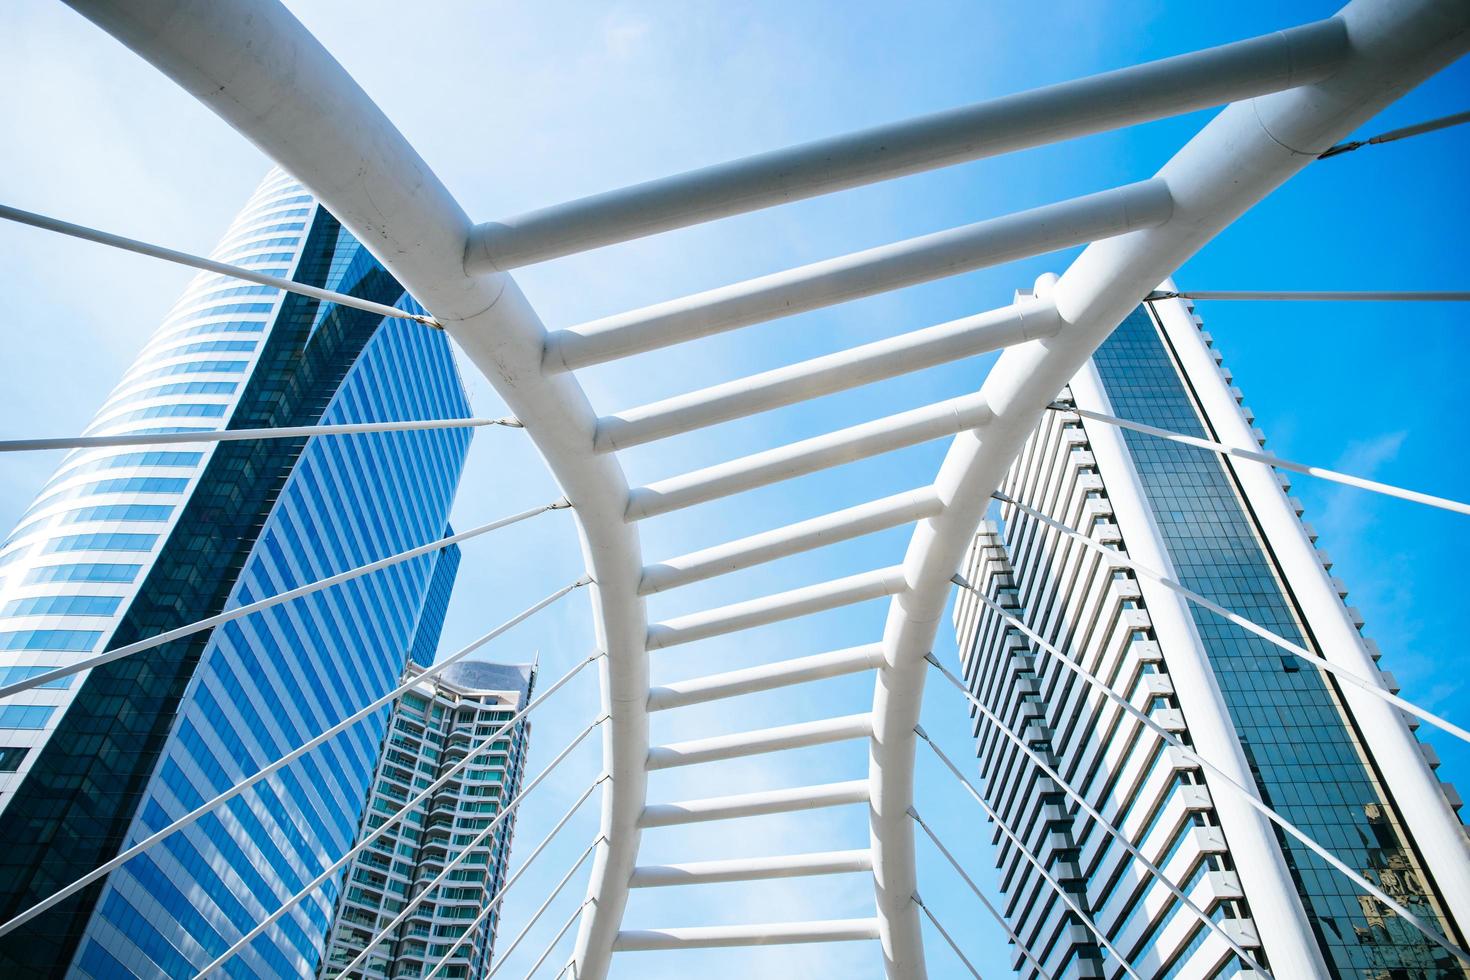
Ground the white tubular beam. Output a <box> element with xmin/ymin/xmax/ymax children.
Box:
<box><xmin>639</xmin><ymin>779</ymin><xmax>870</xmax><ymax>828</ymax></box>
<box><xmin>917</xmin><ymin>733</ymin><xmax>1143</xmax><ymax>980</ymax></box>
<box><xmin>0</xmin><ymin>202</ymin><xmax>441</xmax><ymax>326</ymax></box>
<box><xmin>424</xmin><ymin>780</ymin><xmax>605</xmax><ymax>980</ymax></box>
<box><xmin>0</xmin><ymin>584</ymin><xmax>590</xmax><ymax>943</ymax></box>
<box><xmin>646</xmin><ymin>713</ymin><xmax>872</xmax><ymax>769</ymax></box>
<box><xmin>630</xmin><ymin>849</ymin><xmax>873</xmax><ymax>887</ymax></box>
<box><xmin>646</xmin><ymin>644</ymin><xmax>884</xmax><ymax>711</ymax></box>
<box><xmin>912</xmin><ymin>897</ymin><xmax>983</xmax><ymax>980</ymax></box>
<box><xmin>996</xmin><ymin>492</ymin><xmax>1470</xmax><ymax>745</ymax></box>
<box><xmin>639</xmin><ymin>487</ymin><xmax>942</xmax><ymax>595</ymax></box>
<box><xmin>0</xmin><ymin>416</ymin><xmax>518</xmax><ymax>454</ymax></box>
<box><xmin>612</xmin><ymin>919</ymin><xmax>882</xmax><ymax>951</ymax></box>
<box><xmin>332</xmin><ymin>715</ymin><xmax>607</xmax><ymax>980</ymax></box>
<box><xmin>597</xmin><ymin>298</ymin><xmax>1061</xmax><ymax>452</ymax></box>
<box><xmin>909</xmin><ymin>809</ymin><xmax>1049</xmax><ymax>978</ymax></box>
<box><xmin>946</xmin><ymin>593</ymin><xmax>1470</xmax><ymax>968</ymax></box>
<box><xmin>0</xmin><ymin>501</ymin><xmax>567</xmax><ymax>700</ymax></box>
<box><xmin>1157</xmin><ymin>289</ymin><xmax>1470</xmax><ymax>302</ymax></box>
<box><xmin>60</xmin><ymin>5</ymin><xmax>655</xmax><ymax>977</ymax></box>
<box><xmin>931</xmin><ymin>688</ymin><xmax>1271</xmax><ymax>975</ymax></box>
<box><xmin>626</xmin><ymin>393</ymin><xmax>993</xmax><ymax>521</ymax></box>
<box><xmin>464</xmin><ymin>19</ymin><xmax>1348</xmax><ymax>271</ymax></box>
<box><xmin>645</xmin><ymin>566</ymin><xmax>907</xmax><ymax>650</ymax></box>
<box><xmin>863</xmin><ymin>3</ymin><xmax>1470</xmax><ymax>976</ymax></box>
<box><xmin>1054</xmin><ymin>402</ymin><xmax>1470</xmax><ymax>516</ymax></box>
<box><xmin>545</xmin><ymin>181</ymin><xmax>1170</xmax><ymax>371</ymax></box>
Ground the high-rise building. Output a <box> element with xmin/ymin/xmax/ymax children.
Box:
<box><xmin>320</xmin><ymin>659</ymin><xmax>534</xmax><ymax>979</ymax></box>
<box><xmin>951</xmin><ymin>288</ymin><xmax>1467</xmax><ymax>978</ymax></box>
<box><xmin>0</xmin><ymin>168</ymin><xmax>473</xmax><ymax>978</ymax></box>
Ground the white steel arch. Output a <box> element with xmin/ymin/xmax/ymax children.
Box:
<box><xmin>54</xmin><ymin>1</ymin><xmax>1470</xmax><ymax>977</ymax></box>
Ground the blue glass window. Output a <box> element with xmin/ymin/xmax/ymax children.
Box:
<box><xmin>45</xmin><ymin>533</ymin><xmax>158</xmax><ymax>554</ymax></box>
<box><xmin>25</xmin><ymin>563</ymin><xmax>141</xmax><ymax>585</ymax></box>
<box><xmin>0</xmin><ymin>706</ymin><xmax>57</xmax><ymax>729</ymax></box>
<box><xmin>2</xmin><ymin>595</ymin><xmax>122</xmax><ymax>618</ymax></box>
<box><xmin>0</xmin><ymin>629</ymin><xmax>101</xmax><ymax>651</ymax></box>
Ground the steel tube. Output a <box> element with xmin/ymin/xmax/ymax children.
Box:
<box><xmin>465</xmin><ymin>19</ymin><xmax>1348</xmax><ymax>270</ymax></box>
<box><xmin>545</xmin><ymin>181</ymin><xmax>1170</xmax><ymax>371</ymax></box>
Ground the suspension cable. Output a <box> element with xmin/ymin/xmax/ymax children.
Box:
<box><xmin>517</xmin><ymin>899</ymin><xmax>592</xmax><ymax>980</ymax></box>
<box><xmin>919</xmin><ymin>698</ymin><xmax>1272</xmax><ymax>977</ymax></box>
<box><xmin>424</xmin><ymin>779</ymin><xmax>608</xmax><ymax>980</ymax></box>
<box><xmin>485</xmin><ymin>847</ymin><xmax>601</xmax><ymax>980</ymax></box>
<box><xmin>912</xmin><ymin>894</ymin><xmax>984</xmax><ymax>980</ymax></box>
<box><xmin>992</xmin><ymin>491</ymin><xmax>1470</xmax><ymax>746</ymax></box>
<box><xmin>1145</xmin><ymin>290</ymin><xmax>1470</xmax><ymax>302</ymax></box>
<box><xmin>331</xmin><ymin>717</ymin><xmax>608</xmax><ymax>980</ymax></box>
<box><xmin>0</xmin><ymin>577</ymin><xmax>591</xmax><ymax>941</ymax></box>
<box><xmin>908</xmin><ymin>808</ymin><xmax>1052</xmax><ymax>979</ymax></box>
<box><xmin>193</xmin><ymin>654</ymin><xmax>601</xmax><ymax>978</ymax></box>
<box><xmin>1048</xmin><ymin>403</ymin><xmax>1470</xmax><ymax>516</ymax></box>
<box><xmin>0</xmin><ymin>499</ymin><xmax>570</xmax><ymax>700</ymax></box>
<box><xmin>0</xmin><ymin>202</ymin><xmax>443</xmax><ymax>328</ymax></box>
<box><xmin>944</xmin><ymin>582</ymin><xmax>1470</xmax><ymax>968</ymax></box>
<box><xmin>1318</xmin><ymin>108</ymin><xmax>1470</xmax><ymax>158</ymax></box>
<box><xmin>0</xmin><ymin>415</ymin><xmax>523</xmax><ymax>455</ymax></box>
<box><xmin>914</xmin><ymin>729</ymin><xmax>1143</xmax><ymax>980</ymax></box>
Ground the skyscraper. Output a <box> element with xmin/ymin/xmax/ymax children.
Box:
<box><xmin>0</xmin><ymin>169</ymin><xmax>473</xmax><ymax>978</ymax></box>
<box><xmin>951</xmin><ymin>288</ymin><xmax>1467</xmax><ymax>978</ymax></box>
<box><xmin>320</xmin><ymin>659</ymin><xmax>534</xmax><ymax>979</ymax></box>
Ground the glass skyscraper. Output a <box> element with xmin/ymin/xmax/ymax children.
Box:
<box><xmin>320</xmin><ymin>659</ymin><xmax>533</xmax><ymax>979</ymax></box>
<box><xmin>951</xmin><ymin>290</ymin><xmax>1467</xmax><ymax>978</ymax></box>
<box><xmin>0</xmin><ymin>168</ymin><xmax>473</xmax><ymax>978</ymax></box>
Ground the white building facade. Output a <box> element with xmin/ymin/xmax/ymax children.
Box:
<box><xmin>951</xmin><ymin>290</ymin><xmax>1468</xmax><ymax>979</ymax></box>
<box><xmin>321</xmin><ymin>660</ymin><xmax>534</xmax><ymax>980</ymax></box>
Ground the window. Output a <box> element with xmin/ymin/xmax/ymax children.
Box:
<box><xmin>2</xmin><ymin>595</ymin><xmax>121</xmax><ymax>618</ymax></box>
<box><xmin>25</xmin><ymin>563</ymin><xmax>141</xmax><ymax>584</ymax></box>
<box><xmin>0</xmin><ymin>705</ymin><xmax>56</xmax><ymax>729</ymax></box>
<box><xmin>0</xmin><ymin>629</ymin><xmax>102</xmax><ymax>651</ymax></box>
<box><xmin>0</xmin><ymin>746</ymin><xmax>27</xmax><ymax>771</ymax></box>
<box><xmin>45</xmin><ymin>533</ymin><xmax>158</xmax><ymax>554</ymax></box>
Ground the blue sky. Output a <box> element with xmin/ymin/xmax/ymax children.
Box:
<box><xmin>1</xmin><ymin>1</ymin><xmax>1466</xmax><ymax>977</ymax></box>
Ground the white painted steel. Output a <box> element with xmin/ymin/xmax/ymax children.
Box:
<box><xmin>59</xmin><ymin>5</ymin><xmax>653</xmax><ymax>976</ymax></box>
<box><xmin>57</xmin><ymin>1</ymin><xmax>1470</xmax><ymax>976</ymax></box>
<box><xmin>639</xmin><ymin>487</ymin><xmax>942</xmax><ymax>594</ymax></box>
<box><xmin>646</xmin><ymin>566</ymin><xmax>907</xmax><ymax>649</ymax></box>
<box><xmin>912</xmin><ymin>897</ymin><xmax>984</xmax><ymax>980</ymax></box>
<box><xmin>1149</xmin><ymin>292</ymin><xmax>1470</xmax><ymax>929</ymax></box>
<box><xmin>949</xmin><ymin>689</ymin><xmax>1272</xmax><ymax>974</ymax></box>
<box><xmin>645</xmin><ymin>644</ymin><xmax>884</xmax><ymax>711</ymax></box>
<box><xmin>625</xmin><ymin>393</ymin><xmax>995</xmax><ymax>520</ymax></box>
<box><xmin>1062</xmin><ymin>357</ymin><xmax>1330</xmax><ymax>972</ymax></box>
<box><xmin>646</xmin><ymin>713</ymin><xmax>873</xmax><ymax>769</ymax></box>
<box><xmin>996</xmin><ymin>488</ymin><xmax>1470</xmax><ymax>745</ymax></box>
<box><xmin>629</xmin><ymin>850</ymin><xmax>873</xmax><ymax>887</ymax></box>
<box><xmin>331</xmin><ymin>715</ymin><xmax>607</xmax><ymax>979</ymax></box>
<box><xmin>639</xmin><ymin>780</ymin><xmax>870</xmax><ymax>828</ymax></box>
<box><xmin>463</xmin><ymin>19</ymin><xmax>1348</xmax><ymax>270</ymax></box>
<box><xmin>946</xmin><ymin>591</ymin><xmax>1470</xmax><ymax>967</ymax></box>
<box><xmin>596</xmin><ymin>298</ymin><xmax>1062</xmax><ymax>452</ymax></box>
<box><xmin>1057</xmin><ymin>402</ymin><xmax>1470</xmax><ymax>515</ymax></box>
<box><xmin>0</xmin><ymin>501</ymin><xmax>566</xmax><ymax>700</ymax></box>
<box><xmin>612</xmin><ymin>918</ymin><xmax>882</xmax><ymax>951</ymax></box>
<box><xmin>0</xmin><ymin>416</ymin><xmax>516</xmax><ymax>454</ymax></box>
<box><xmin>545</xmin><ymin>181</ymin><xmax>1171</xmax><ymax>371</ymax></box>
<box><xmin>424</xmin><ymin>780</ymin><xmax>606</xmax><ymax>980</ymax></box>
<box><xmin>909</xmin><ymin>809</ymin><xmax>1050</xmax><ymax>977</ymax></box>
<box><xmin>917</xmin><ymin>732</ymin><xmax>1143</xmax><ymax>979</ymax></box>
<box><xmin>0</xmin><ymin>201</ymin><xmax>440</xmax><ymax>326</ymax></box>
<box><xmin>864</xmin><ymin>3</ymin><xmax>1470</xmax><ymax>973</ymax></box>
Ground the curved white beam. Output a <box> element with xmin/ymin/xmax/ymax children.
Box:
<box><xmin>60</xmin><ymin>3</ymin><xmax>652</xmax><ymax>978</ymax></box>
<box><xmin>863</xmin><ymin>1</ymin><xmax>1470</xmax><ymax>975</ymax></box>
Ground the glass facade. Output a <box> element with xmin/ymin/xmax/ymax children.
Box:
<box><xmin>0</xmin><ymin>169</ymin><xmax>472</xmax><ymax>977</ymax></box>
<box><xmin>1091</xmin><ymin>305</ymin><xmax>1457</xmax><ymax>977</ymax></box>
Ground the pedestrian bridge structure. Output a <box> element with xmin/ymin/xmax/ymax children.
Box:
<box><xmin>4</xmin><ymin>0</ymin><xmax>1470</xmax><ymax>977</ymax></box>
